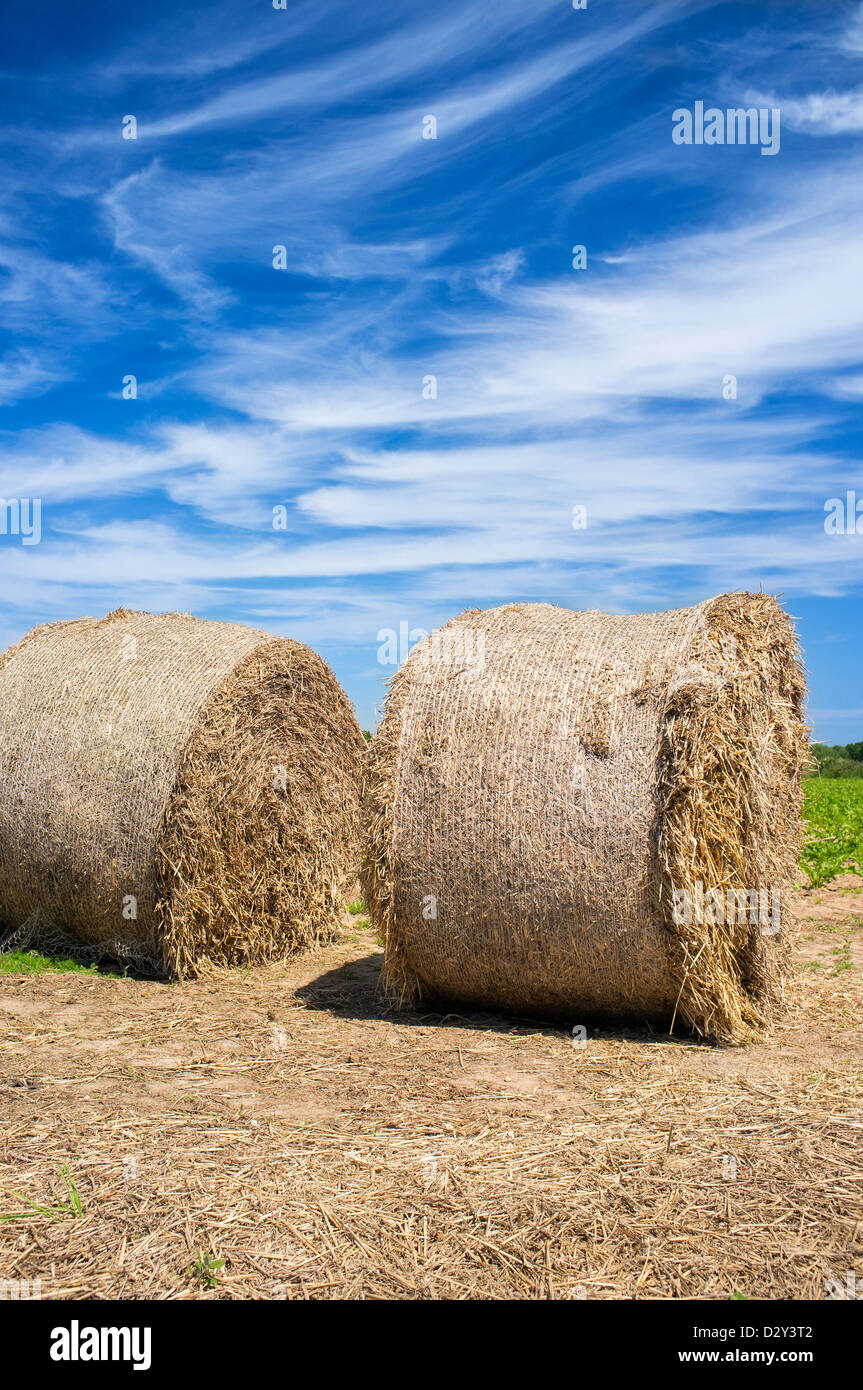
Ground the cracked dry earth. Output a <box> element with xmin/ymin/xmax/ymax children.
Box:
<box><xmin>1</xmin><ymin>878</ymin><xmax>861</xmax><ymax>1300</ymax></box>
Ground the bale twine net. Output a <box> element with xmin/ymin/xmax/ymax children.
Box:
<box><xmin>362</xmin><ymin>593</ymin><xmax>807</xmax><ymax>1044</ymax></box>
<box><xmin>0</xmin><ymin>609</ymin><xmax>365</xmax><ymax>975</ymax></box>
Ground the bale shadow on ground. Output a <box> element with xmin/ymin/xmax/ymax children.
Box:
<box><xmin>295</xmin><ymin>952</ymin><xmax>710</xmax><ymax>1050</ymax></box>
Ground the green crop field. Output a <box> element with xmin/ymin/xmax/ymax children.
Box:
<box><xmin>801</xmin><ymin>778</ymin><xmax>863</xmax><ymax>887</ymax></box>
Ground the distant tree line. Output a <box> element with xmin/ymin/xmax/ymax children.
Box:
<box><xmin>809</xmin><ymin>741</ymin><xmax>863</xmax><ymax>778</ymax></box>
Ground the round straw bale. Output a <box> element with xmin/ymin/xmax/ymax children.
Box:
<box><xmin>0</xmin><ymin>609</ymin><xmax>365</xmax><ymax>975</ymax></box>
<box><xmin>362</xmin><ymin>593</ymin><xmax>807</xmax><ymax>1044</ymax></box>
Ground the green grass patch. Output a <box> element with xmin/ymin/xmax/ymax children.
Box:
<box><xmin>832</xmin><ymin>939</ymin><xmax>854</xmax><ymax>975</ymax></box>
<box><xmin>801</xmin><ymin>779</ymin><xmax>863</xmax><ymax>888</ymax></box>
<box><xmin>0</xmin><ymin>947</ymin><xmax>138</xmax><ymax>978</ymax></box>
<box><xmin>0</xmin><ymin>949</ymin><xmax>102</xmax><ymax>976</ymax></box>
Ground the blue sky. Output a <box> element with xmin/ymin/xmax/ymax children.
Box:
<box><xmin>0</xmin><ymin>0</ymin><xmax>861</xmax><ymax>736</ymax></box>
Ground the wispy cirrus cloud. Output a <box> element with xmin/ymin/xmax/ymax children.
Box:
<box><xmin>769</xmin><ymin>89</ymin><xmax>863</xmax><ymax>135</ymax></box>
<box><xmin>0</xmin><ymin>0</ymin><xmax>861</xmax><ymax>733</ymax></box>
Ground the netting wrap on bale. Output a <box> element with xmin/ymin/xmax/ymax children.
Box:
<box><xmin>0</xmin><ymin>609</ymin><xmax>365</xmax><ymax>975</ymax></box>
<box><xmin>362</xmin><ymin>593</ymin><xmax>807</xmax><ymax>1044</ymax></box>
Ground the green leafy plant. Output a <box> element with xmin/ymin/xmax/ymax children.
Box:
<box><xmin>190</xmin><ymin>1252</ymin><xmax>225</xmax><ymax>1289</ymax></box>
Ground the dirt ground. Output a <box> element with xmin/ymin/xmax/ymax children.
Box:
<box><xmin>1</xmin><ymin>876</ymin><xmax>861</xmax><ymax>1300</ymax></box>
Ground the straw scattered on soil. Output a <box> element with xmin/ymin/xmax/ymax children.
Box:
<box><xmin>0</xmin><ymin>877</ymin><xmax>859</xmax><ymax>1300</ymax></box>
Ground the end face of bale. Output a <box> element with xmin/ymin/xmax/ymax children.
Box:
<box><xmin>360</xmin><ymin>669</ymin><xmax>416</xmax><ymax>1004</ymax></box>
<box><xmin>657</xmin><ymin>592</ymin><xmax>808</xmax><ymax>1044</ymax></box>
<box><xmin>157</xmin><ymin>638</ymin><xmax>367</xmax><ymax>977</ymax></box>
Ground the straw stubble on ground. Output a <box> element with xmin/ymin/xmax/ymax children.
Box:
<box><xmin>0</xmin><ymin>877</ymin><xmax>861</xmax><ymax>1300</ymax></box>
